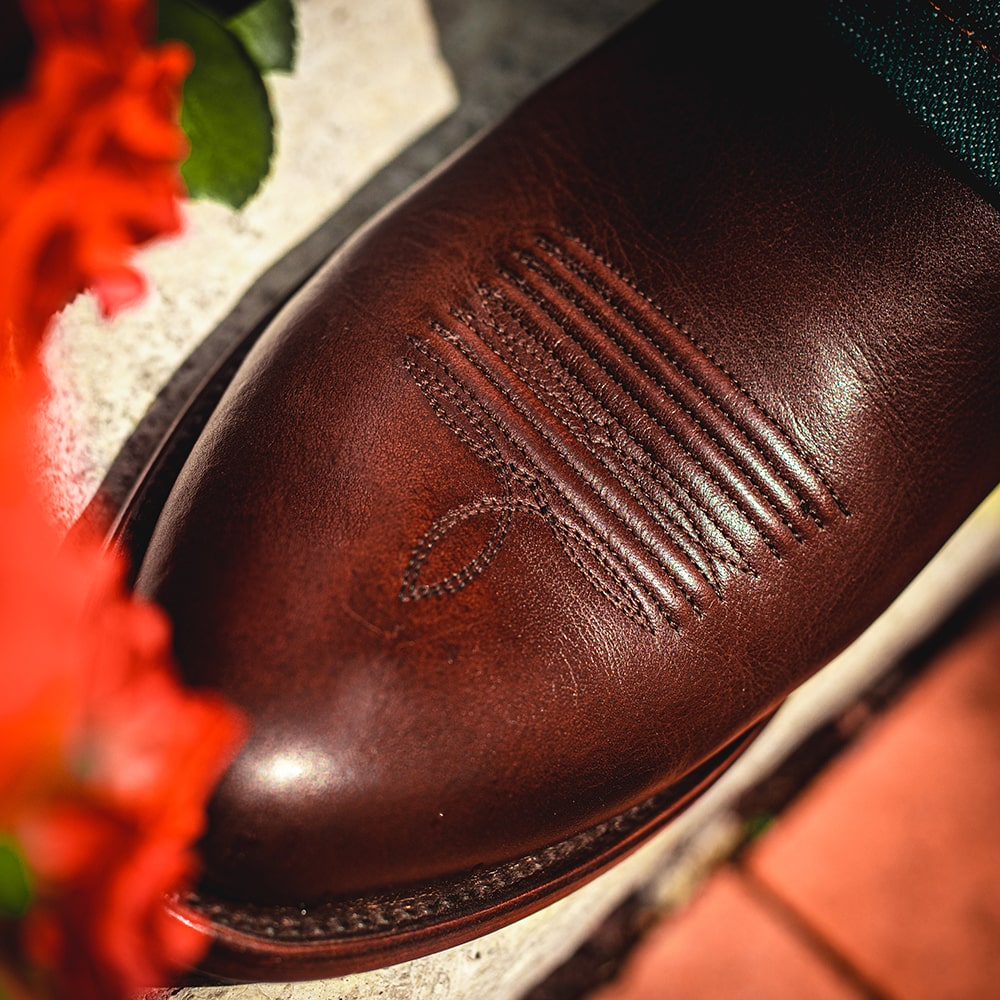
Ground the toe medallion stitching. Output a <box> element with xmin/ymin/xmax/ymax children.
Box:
<box><xmin>402</xmin><ymin>230</ymin><xmax>846</xmax><ymax>632</ymax></box>
<box><xmin>457</xmin><ymin>296</ymin><xmax>736</xmax><ymax>596</ymax></box>
<box><xmin>430</xmin><ymin>318</ymin><xmax>707</xmax><ymax>618</ymax></box>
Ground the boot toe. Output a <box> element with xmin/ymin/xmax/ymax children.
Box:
<box><xmin>132</xmin><ymin>0</ymin><xmax>1000</xmax><ymax>981</ymax></box>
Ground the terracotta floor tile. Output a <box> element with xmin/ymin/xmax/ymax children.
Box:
<box><xmin>589</xmin><ymin>868</ymin><xmax>864</xmax><ymax>1000</ymax></box>
<box><xmin>748</xmin><ymin>608</ymin><xmax>1000</xmax><ymax>1000</ymax></box>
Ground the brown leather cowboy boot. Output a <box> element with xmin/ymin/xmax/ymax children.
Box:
<box><xmin>131</xmin><ymin>0</ymin><xmax>1000</xmax><ymax>981</ymax></box>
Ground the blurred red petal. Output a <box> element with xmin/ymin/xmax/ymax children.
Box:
<box><xmin>1</xmin><ymin>4</ymin><xmax>249</xmax><ymax>995</ymax></box>
<box><xmin>92</xmin><ymin>264</ymin><xmax>145</xmax><ymax>315</ymax></box>
<box><xmin>0</xmin><ymin>12</ymin><xmax>189</xmax><ymax>365</ymax></box>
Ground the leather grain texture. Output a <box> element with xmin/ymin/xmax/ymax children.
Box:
<box><xmin>131</xmin><ymin>0</ymin><xmax>1000</xmax><ymax>981</ymax></box>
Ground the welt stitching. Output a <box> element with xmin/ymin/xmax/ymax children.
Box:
<box><xmin>413</xmin><ymin>335</ymin><xmax>662</xmax><ymax>630</ymax></box>
<box><xmin>496</xmin><ymin>265</ymin><xmax>784</xmax><ymax>561</ymax></box>
<box><xmin>533</xmin><ymin>241</ymin><xmax>826</xmax><ymax>532</ymax></box>
<box><xmin>188</xmin><ymin>760</ymin><xmax>778</xmax><ymax>941</ymax></box>
<box><xmin>556</xmin><ymin>229</ymin><xmax>850</xmax><ymax>516</ymax></box>
<box><xmin>184</xmin><ymin>794</ymin><xmax>645</xmax><ymax>938</ymax></box>
<box><xmin>516</xmin><ymin>249</ymin><xmax>808</xmax><ymax>544</ymax></box>
<box><xmin>926</xmin><ymin>0</ymin><xmax>1000</xmax><ymax>66</ymax></box>
<box><xmin>468</xmin><ymin>295</ymin><xmax>742</xmax><ymax>590</ymax></box>
<box><xmin>431</xmin><ymin>317</ymin><xmax>703</xmax><ymax>619</ymax></box>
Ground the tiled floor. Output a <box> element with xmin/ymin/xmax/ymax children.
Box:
<box><xmin>589</xmin><ymin>599</ymin><xmax>1000</xmax><ymax>1000</ymax></box>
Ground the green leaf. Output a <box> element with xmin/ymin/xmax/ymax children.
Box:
<box><xmin>742</xmin><ymin>811</ymin><xmax>775</xmax><ymax>845</ymax></box>
<box><xmin>0</xmin><ymin>838</ymin><xmax>33</xmax><ymax>919</ymax></box>
<box><xmin>227</xmin><ymin>0</ymin><xmax>296</xmax><ymax>73</ymax></box>
<box><xmin>159</xmin><ymin>0</ymin><xmax>274</xmax><ymax>209</ymax></box>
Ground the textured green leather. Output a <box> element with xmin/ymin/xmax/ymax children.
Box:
<box><xmin>827</xmin><ymin>1</ymin><xmax>1000</xmax><ymax>196</ymax></box>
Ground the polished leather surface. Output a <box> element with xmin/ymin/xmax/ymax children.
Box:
<box><xmin>135</xmin><ymin>0</ymin><xmax>1000</xmax><ymax>978</ymax></box>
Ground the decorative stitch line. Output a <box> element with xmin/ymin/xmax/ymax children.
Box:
<box><xmin>403</xmin><ymin>498</ymin><xmax>515</xmax><ymax>600</ymax></box>
<box><xmin>477</xmin><ymin>286</ymin><xmax>757</xmax><ymax>578</ymax></box>
<box><xmin>557</xmin><ymin>228</ymin><xmax>850</xmax><ymax>516</ymax></box>
<box><xmin>926</xmin><ymin>0</ymin><xmax>1000</xmax><ymax>66</ymax></box>
<box><xmin>431</xmin><ymin>318</ymin><xmax>704</xmax><ymax>619</ymax></box>
<box><xmin>468</xmin><ymin>293</ymin><xmax>738</xmax><ymax>595</ymax></box>
<box><xmin>473</xmin><ymin>307</ymin><xmax>726</xmax><ymax>595</ymax></box>
<box><xmin>513</xmin><ymin>250</ymin><xmax>809</xmax><ymax>543</ymax></box>
<box><xmin>495</xmin><ymin>263</ymin><xmax>785</xmax><ymax>560</ymax></box>
<box><xmin>400</xmin><ymin>229</ymin><xmax>846</xmax><ymax>629</ymax></box>
<box><xmin>532</xmin><ymin>238</ymin><xmax>826</xmax><ymax>532</ymax></box>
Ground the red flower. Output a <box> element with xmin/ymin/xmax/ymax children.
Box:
<box><xmin>0</xmin><ymin>0</ymin><xmax>190</xmax><ymax>368</ymax></box>
<box><xmin>0</xmin><ymin>370</ymin><xmax>246</xmax><ymax>998</ymax></box>
<box><xmin>0</xmin><ymin>5</ymin><xmax>250</xmax><ymax>995</ymax></box>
